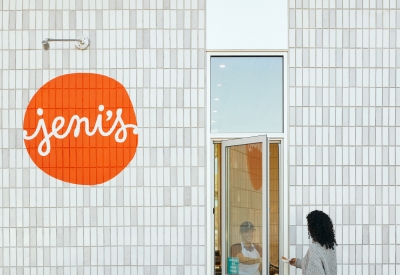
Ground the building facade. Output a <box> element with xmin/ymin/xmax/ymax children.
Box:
<box><xmin>0</xmin><ymin>0</ymin><xmax>398</xmax><ymax>274</ymax></box>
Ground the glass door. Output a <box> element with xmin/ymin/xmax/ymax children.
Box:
<box><xmin>221</xmin><ymin>136</ymin><xmax>269</xmax><ymax>275</ymax></box>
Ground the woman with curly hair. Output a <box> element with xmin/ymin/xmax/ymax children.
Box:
<box><xmin>288</xmin><ymin>210</ymin><xmax>337</xmax><ymax>274</ymax></box>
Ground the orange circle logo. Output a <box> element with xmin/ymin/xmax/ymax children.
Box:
<box><xmin>23</xmin><ymin>73</ymin><xmax>138</xmax><ymax>185</ymax></box>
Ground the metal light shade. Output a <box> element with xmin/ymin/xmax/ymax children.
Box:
<box><xmin>42</xmin><ymin>40</ymin><xmax>50</xmax><ymax>50</ymax></box>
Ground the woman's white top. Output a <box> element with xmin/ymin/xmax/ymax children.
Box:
<box><xmin>239</xmin><ymin>242</ymin><xmax>260</xmax><ymax>275</ymax></box>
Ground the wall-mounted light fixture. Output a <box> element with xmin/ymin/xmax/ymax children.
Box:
<box><xmin>42</xmin><ymin>36</ymin><xmax>90</xmax><ymax>51</ymax></box>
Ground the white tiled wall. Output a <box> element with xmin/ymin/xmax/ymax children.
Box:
<box><xmin>289</xmin><ymin>0</ymin><xmax>400</xmax><ymax>274</ymax></box>
<box><xmin>0</xmin><ymin>0</ymin><xmax>206</xmax><ymax>274</ymax></box>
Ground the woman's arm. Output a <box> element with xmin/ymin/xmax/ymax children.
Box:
<box><xmin>236</xmin><ymin>252</ymin><xmax>262</xmax><ymax>265</ymax></box>
<box><xmin>292</xmin><ymin>246</ymin><xmax>325</xmax><ymax>274</ymax></box>
<box><xmin>295</xmin><ymin>258</ymin><xmax>302</xmax><ymax>268</ymax></box>
<box><xmin>288</xmin><ymin>257</ymin><xmax>302</xmax><ymax>268</ymax></box>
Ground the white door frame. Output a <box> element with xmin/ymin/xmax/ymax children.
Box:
<box><xmin>205</xmin><ymin>51</ymin><xmax>289</xmax><ymax>275</ymax></box>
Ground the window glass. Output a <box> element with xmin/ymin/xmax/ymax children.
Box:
<box><xmin>211</xmin><ymin>57</ymin><xmax>283</xmax><ymax>133</ymax></box>
<box><xmin>269</xmin><ymin>143</ymin><xmax>280</xmax><ymax>274</ymax></box>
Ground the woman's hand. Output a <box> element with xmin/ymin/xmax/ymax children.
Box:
<box><xmin>289</xmin><ymin>258</ymin><xmax>297</xmax><ymax>266</ymax></box>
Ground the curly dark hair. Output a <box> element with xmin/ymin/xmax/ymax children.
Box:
<box><xmin>307</xmin><ymin>210</ymin><xmax>337</xmax><ymax>250</ymax></box>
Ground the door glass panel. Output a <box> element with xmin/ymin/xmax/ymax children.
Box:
<box><xmin>224</xmin><ymin>140</ymin><xmax>266</xmax><ymax>275</ymax></box>
<box><xmin>269</xmin><ymin>143</ymin><xmax>280</xmax><ymax>274</ymax></box>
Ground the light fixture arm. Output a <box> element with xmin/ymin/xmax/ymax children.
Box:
<box><xmin>41</xmin><ymin>36</ymin><xmax>90</xmax><ymax>50</ymax></box>
<box><xmin>44</xmin><ymin>38</ymin><xmax>83</xmax><ymax>42</ymax></box>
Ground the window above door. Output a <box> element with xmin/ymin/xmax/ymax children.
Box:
<box><xmin>210</xmin><ymin>56</ymin><xmax>284</xmax><ymax>134</ymax></box>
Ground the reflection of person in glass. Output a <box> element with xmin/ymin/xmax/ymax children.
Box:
<box><xmin>231</xmin><ymin>221</ymin><xmax>262</xmax><ymax>275</ymax></box>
